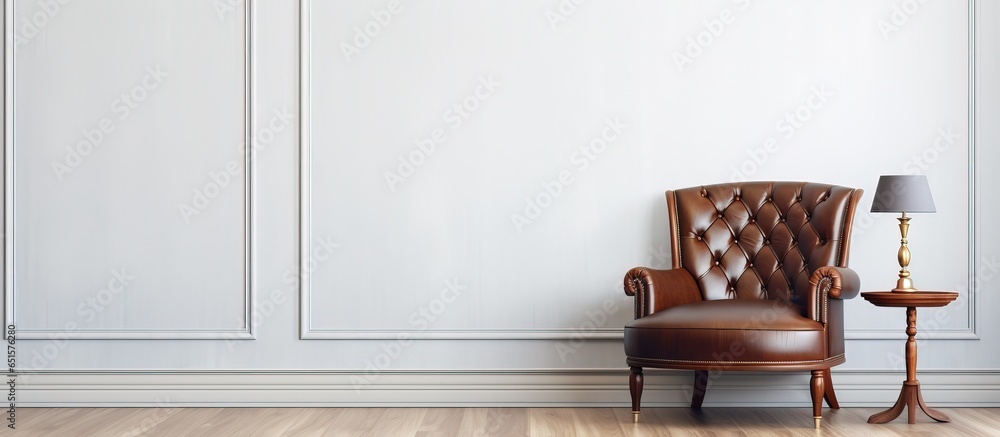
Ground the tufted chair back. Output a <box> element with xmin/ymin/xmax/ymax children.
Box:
<box><xmin>667</xmin><ymin>181</ymin><xmax>862</xmax><ymax>305</ymax></box>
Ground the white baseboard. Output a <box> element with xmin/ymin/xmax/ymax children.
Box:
<box><xmin>14</xmin><ymin>369</ymin><xmax>1000</xmax><ymax>408</ymax></box>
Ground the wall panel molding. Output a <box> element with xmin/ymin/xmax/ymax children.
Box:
<box><xmin>299</xmin><ymin>1</ymin><xmax>980</xmax><ymax>341</ymax></box>
<box><xmin>845</xmin><ymin>0</ymin><xmax>980</xmax><ymax>341</ymax></box>
<box><xmin>14</xmin><ymin>368</ymin><xmax>1000</xmax><ymax>407</ymax></box>
<box><xmin>3</xmin><ymin>0</ymin><xmax>256</xmax><ymax>340</ymax></box>
<box><xmin>297</xmin><ymin>0</ymin><xmax>620</xmax><ymax>340</ymax></box>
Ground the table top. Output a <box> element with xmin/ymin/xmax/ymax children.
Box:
<box><xmin>861</xmin><ymin>291</ymin><xmax>959</xmax><ymax>308</ymax></box>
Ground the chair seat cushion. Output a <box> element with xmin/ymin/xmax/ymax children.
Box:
<box><xmin>624</xmin><ymin>299</ymin><xmax>826</xmax><ymax>363</ymax></box>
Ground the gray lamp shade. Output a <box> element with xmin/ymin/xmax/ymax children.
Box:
<box><xmin>870</xmin><ymin>175</ymin><xmax>936</xmax><ymax>213</ymax></box>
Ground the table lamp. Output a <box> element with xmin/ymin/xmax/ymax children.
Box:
<box><xmin>870</xmin><ymin>175</ymin><xmax>936</xmax><ymax>292</ymax></box>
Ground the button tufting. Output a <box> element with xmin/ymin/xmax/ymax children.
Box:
<box><xmin>820</xmin><ymin>239</ymin><xmax>826</xmax><ymax>244</ymax></box>
<box><xmin>717</xmin><ymin>213</ymin><xmax>724</xmax><ymax>218</ymax></box>
<box><xmin>715</xmin><ymin>260</ymin><xmax>720</xmax><ymax>265</ymax></box>
<box><xmin>697</xmin><ymin>236</ymin><xmax>703</xmax><ymax>241</ymax></box>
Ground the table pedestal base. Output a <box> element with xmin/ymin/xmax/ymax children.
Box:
<box><xmin>867</xmin><ymin>380</ymin><xmax>951</xmax><ymax>424</ymax></box>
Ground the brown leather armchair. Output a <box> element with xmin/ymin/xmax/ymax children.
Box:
<box><xmin>623</xmin><ymin>181</ymin><xmax>862</xmax><ymax>428</ymax></box>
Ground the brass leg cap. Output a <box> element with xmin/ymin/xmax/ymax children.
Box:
<box><xmin>633</xmin><ymin>411</ymin><xmax>640</xmax><ymax>423</ymax></box>
<box><xmin>814</xmin><ymin>416</ymin><xmax>821</xmax><ymax>429</ymax></box>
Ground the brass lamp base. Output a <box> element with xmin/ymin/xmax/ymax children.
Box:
<box><xmin>891</xmin><ymin>213</ymin><xmax>918</xmax><ymax>293</ymax></box>
<box><xmin>892</xmin><ymin>278</ymin><xmax>917</xmax><ymax>293</ymax></box>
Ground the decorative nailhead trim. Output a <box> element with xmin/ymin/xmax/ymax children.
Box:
<box><xmin>638</xmin><ymin>354</ymin><xmax>845</xmax><ymax>365</ymax></box>
<box><xmin>836</xmin><ymin>189</ymin><xmax>855</xmax><ymax>267</ymax></box>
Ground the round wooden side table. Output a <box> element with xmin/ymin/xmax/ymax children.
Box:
<box><xmin>860</xmin><ymin>291</ymin><xmax>958</xmax><ymax>424</ymax></box>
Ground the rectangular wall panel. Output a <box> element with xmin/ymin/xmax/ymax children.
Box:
<box><xmin>5</xmin><ymin>0</ymin><xmax>253</xmax><ymax>339</ymax></box>
<box><xmin>301</xmin><ymin>0</ymin><xmax>977</xmax><ymax>340</ymax></box>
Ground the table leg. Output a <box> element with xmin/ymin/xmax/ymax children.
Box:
<box><xmin>867</xmin><ymin>385</ymin><xmax>908</xmax><ymax>423</ymax></box>
<box><xmin>916</xmin><ymin>382</ymin><xmax>951</xmax><ymax>422</ymax></box>
<box><xmin>867</xmin><ymin>307</ymin><xmax>950</xmax><ymax>424</ymax></box>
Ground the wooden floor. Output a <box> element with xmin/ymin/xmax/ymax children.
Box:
<box><xmin>8</xmin><ymin>407</ymin><xmax>1000</xmax><ymax>436</ymax></box>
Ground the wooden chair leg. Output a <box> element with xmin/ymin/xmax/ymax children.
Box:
<box><xmin>629</xmin><ymin>366</ymin><xmax>643</xmax><ymax>422</ymax></box>
<box><xmin>810</xmin><ymin>369</ymin><xmax>824</xmax><ymax>429</ymax></box>
<box><xmin>691</xmin><ymin>369</ymin><xmax>709</xmax><ymax>409</ymax></box>
<box><xmin>823</xmin><ymin>368</ymin><xmax>840</xmax><ymax>409</ymax></box>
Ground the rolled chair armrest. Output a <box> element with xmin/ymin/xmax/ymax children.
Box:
<box><xmin>624</xmin><ymin>267</ymin><xmax>702</xmax><ymax>319</ymax></box>
<box><xmin>806</xmin><ymin>266</ymin><xmax>861</xmax><ymax>323</ymax></box>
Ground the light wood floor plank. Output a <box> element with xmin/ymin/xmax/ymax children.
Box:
<box><xmin>6</xmin><ymin>407</ymin><xmax>996</xmax><ymax>436</ymax></box>
<box><xmin>73</xmin><ymin>408</ymin><xmax>148</xmax><ymax>435</ymax></box>
<box><xmin>613</xmin><ymin>407</ymin><xmax>675</xmax><ymax>437</ymax></box>
<box><xmin>414</xmin><ymin>407</ymin><xmax>464</xmax><ymax>436</ymax></box>
<box><xmin>454</xmin><ymin>407</ymin><xmax>528</xmax><ymax>436</ymax></box>
<box><xmin>570</xmin><ymin>408</ymin><xmax>626</xmax><ymax>437</ymax></box>
<box><xmin>656</xmin><ymin>407</ymin><xmax>749</xmax><ymax>436</ymax></box>
<box><xmin>846</xmin><ymin>407</ymin><xmax>992</xmax><ymax>437</ymax></box>
<box><xmin>14</xmin><ymin>407</ymin><xmax>85</xmax><ymax>430</ymax></box>
<box><xmin>627</xmin><ymin>408</ymin><xmax>758</xmax><ymax>436</ymax></box>
<box><xmin>766</xmin><ymin>408</ymin><xmax>880</xmax><ymax>437</ymax></box>
<box><xmin>23</xmin><ymin>408</ymin><xmax>129</xmax><ymax>436</ymax></box>
<box><xmin>182</xmin><ymin>407</ymin><xmax>268</xmax><ymax>437</ymax></box>
<box><xmin>281</xmin><ymin>408</ymin><xmax>358</xmax><ymax>437</ymax></box>
<box><xmin>329</xmin><ymin>407</ymin><xmax>387</xmax><ymax>436</ymax></box>
<box><xmin>229</xmin><ymin>407</ymin><xmax>309</xmax><ymax>436</ymax></box>
<box><xmin>9</xmin><ymin>407</ymin><xmax>53</xmax><ymax>428</ymax></box>
<box><xmin>90</xmin><ymin>407</ymin><xmax>179</xmax><ymax>437</ymax></box>
<box><xmin>365</xmin><ymin>408</ymin><xmax>427</xmax><ymax>437</ymax></box>
<box><xmin>285</xmin><ymin>407</ymin><xmax>386</xmax><ymax>437</ymax></box>
<box><xmin>618</xmin><ymin>407</ymin><xmax>772</xmax><ymax>436</ymax></box>
<box><xmin>141</xmin><ymin>408</ymin><xmax>227</xmax><ymax>436</ymax></box>
<box><xmin>529</xmin><ymin>408</ymin><xmax>578</xmax><ymax>437</ymax></box>
<box><xmin>723</xmin><ymin>408</ymin><xmax>800</xmax><ymax>437</ymax></box>
<box><xmin>489</xmin><ymin>407</ymin><xmax>531</xmax><ymax>436</ymax></box>
<box><xmin>454</xmin><ymin>407</ymin><xmax>490</xmax><ymax>436</ymax></box>
<box><xmin>940</xmin><ymin>408</ymin><xmax>1000</xmax><ymax>436</ymax></box>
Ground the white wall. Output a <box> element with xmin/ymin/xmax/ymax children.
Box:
<box><xmin>6</xmin><ymin>0</ymin><xmax>999</xmax><ymax>406</ymax></box>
